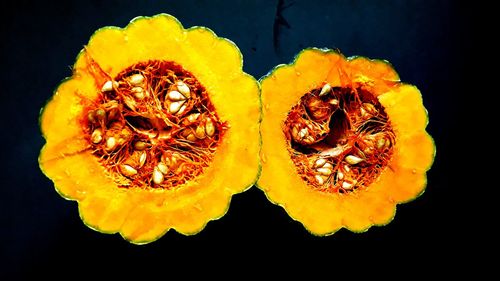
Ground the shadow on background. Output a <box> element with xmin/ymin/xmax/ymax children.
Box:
<box><xmin>1</xmin><ymin>0</ymin><xmax>474</xmax><ymax>277</ymax></box>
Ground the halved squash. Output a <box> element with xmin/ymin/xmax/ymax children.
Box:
<box><xmin>258</xmin><ymin>48</ymin><xmax>434</xmax><ymax>235</ymax></box>
<box><xmin>39</xmin><ymin>14</ymin><xmax>260</xmax><ymax>244</ymax></box>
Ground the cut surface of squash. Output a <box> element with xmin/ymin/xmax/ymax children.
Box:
<box><xmin>39</xmin><ymin>14</ymin><xmax>260</xmax><ymax>244</ymax></box>
<box><xmin>258</xmin><ymin>48</ymin><xmax>435</xmax><ymax>235</ymax></box>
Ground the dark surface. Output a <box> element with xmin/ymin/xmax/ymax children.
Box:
<box><xmin>1</xmin><ymin>0</ymin><xmax>473</xmax><ymax>277</ymax></box>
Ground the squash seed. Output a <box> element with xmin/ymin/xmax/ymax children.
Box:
<box><xmin>167</xmin><ymin>90</ymin><xmax>186</xmax><ymax>101</ymax></box>
<box><xmin>345</xmin><ymin>155</ymin><xmax>364</xmax><ymax>165</ymax></box>
<box><xmin>152</xmin><ymin>168</ymin><xmax>164</xmax><ymax>184</ymax></box>
<box><xmin>176</xmin><ymin>81</ymin><xmax>191</xmax><ymax>98</ymax></box>
<box><xmin>205</xmin><ymin>118</ymin><xmax>215</xmax><ymax>137</ymax></box>
<box><xmin>315</xmin><ymin>175</ymin><xmax>324</xmax><ymax>185</ymax></box>
<box><xmin>120</xmin><ymin>164</ymin><xmax>137</xmax><ymax>177</ymax></box>
<box><xmin>319</xmin><ymin>83</ymin><xmax>332</xmax><ymax>96</ymax></box>
<box><xmin>91</xmin><ymin>128</ymin><xmax>103</xmax><ymax>144</ymax></box>
<box><xmin>195</xmin><ymin>125</ymin><xmax>206</xmax><ymax>139</ymax></box>
<box><xmin>169</xmin><ymin>101</ymin><xmax>184</xmax><ymax>114</ymax></box>
<box><xmin>129</xmin><ymin>73</ymin><xmax>144</xmax><ymax>86</ymax></box>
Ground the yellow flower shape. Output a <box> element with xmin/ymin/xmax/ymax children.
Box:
<box><xmin>39</xmin><ymin>14</ymin><xmax>260</xmax><ymax>244</ymax></box>
<box><xmin>258</xmin><ymin>48</ymin><xmax>435</xmax><ymax>235</ymax></box>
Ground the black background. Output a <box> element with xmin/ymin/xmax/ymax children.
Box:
<box><xmin>1</xmin><ymin>0</ymin><xmax>474</xmax><ymax>277</ymax></box>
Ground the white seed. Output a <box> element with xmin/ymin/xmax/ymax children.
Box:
<box><xmin>91</xmin><ymin>128</ymin><xmax>103</xmax><ymax>144</ymax></box>
<box><xmin>323</xmin><ymin>163</ymin><xmax>333</xmax><ymax>170</ymax></box>
<box><xmin>138</xmin><ymin>152</ymin><xmax>147</xmax><ymax>168</ymax></box>
<box><xmin>187</xmin><ymin>113</ymin><xmax>200</xmax><ymax>123</ymax></box>
<box><xmin>317</xmin><ymin>167</ymin><xmax>332</xmax><ymax>176</ymax></box>
<box><xmin>315</xmin><ymin>175</ymin><xmax>324</xmax><ymax>185</ymax></box>
<box><xmin>177</xmin><ymin>104</ymin><xmax>187</xmax><ymax>116</ymax></box>
<box><xmin>169</xmin><ymin>101</ymin><xmax>184</xmax><ymax>114</ymax></box>
<box><xmin>319</xmin><ymin>83</ymin><xmax>332</xmax><ymax>96</ymax></box>
<box><xmin>344</xmin><ymin>165</ymin><xmax>351</xmax><ymax>172</ymax></box>
<box><xmin>167</xmin><ymin>90</ymin><xmax>186</xmax><ymax>101</ymax></box>
<box><xmin>176</xmin><ymin>81</ymin><xmax>191</xmax><ymax>98</ymax></box>
<box><xmin>377</xmin><ymin>138</ymin><xmax>386</xmax><ymax>149</ymax></box>
<box><xmin>299</xmin><ymin>128</ymin><xmax>308</xmax><ymax>139</ymax></box>
<box><xmin>157</xmin><ymin>163</ymin><xmax>168</xmax><ymax>174</ymax></box>
<box><xmin>119</xmin><ymin>164</ymin><xmax>137</xmax><ymax>177</ymax></box>
<box><xmin>106</xmin><ymin>137</ymin><xmax>116</xmax><ymax>151</ymax></box>
<box><xmin>131</xmin><ymin>86</ymin><xmax>143</xmax><ymax>93</ymax></box>
<box><xmin>205</xmin><ymin>118</ymin><xmax>215</xmax><ymax>137</ymax></box>
<box><xmin>329</xmin><ymin>99</ymin><xmax>339</xmax><ymax>105</ymax></box>
<box><xmin>101</xmin><ymin>80</ymin><xmax>115</xmax><ymax>92</ymax></box>
<box><xmin>195</xmin><ymin>125</ymin><xmax>206</xmax><ymax>139</ymax></box>
<box><xmin>134</xmin><ymin>91</ymin><xmax>145</xmax><ymax>100</ymax></box>
<box><xmin>152</xmin><ymin>168</ymin><xmax>164</xmax><ymax>185</ymax></box>
<box><xmin>345</xmin><ymin>155</ymin><xmax>364</xmax><ymax>165</ymax></box>
<box><xmin>129</xmin><ymin>73</ymin><xmax>144</xmax><ymax>86</ymax></box>
<box><xmin>161</xmin><ymin>152</ymin><xmax>179</xmax><ymax>167</ymax></box>
<box><xmin>342</xmin><ymin>181</ymin><xmax>353</xmax><ymax>190</ymax></box>
<box><xmin>314</xmin><ymin>158</ymin><xmax>326</xmax><ymax>168</ymax></box>
<box><xmin>131</xmin><ymin>87</ymin><xmax>145</xmax><ymax>100</ymax></box>
<box><xmin>337</xmin><ymin>170</ymin><xmax>344</xmax><ymax>180</ymax></box>
<box><xmin>123</xmin><ymin>96</ymin><xmax>137</xmax><ymax>111</ymax></box>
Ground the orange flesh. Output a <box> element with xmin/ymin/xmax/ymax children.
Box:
<box><xmin>284</xmin><ymin>85</ymin><xmax>395</xmax><ymax>193</ymax></box>
<box><xmin>81</xmin><ymin>60</ymin><xmax>225</xmax><ymax>189</ymax></box>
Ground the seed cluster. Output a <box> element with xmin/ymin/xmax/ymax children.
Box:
<box><xmin>285</xmin><ymin>84</ymin><xmax>395</xmax><ymax>193</ymax></box>
<box><xmin>82</xmin><ymin>61</ymin><xmax>225</xmax><ymax>189</ymax></box>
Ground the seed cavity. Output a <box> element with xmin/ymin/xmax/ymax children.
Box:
<box><xmin>284</xmin><ymin>85</ymin><xmax>395</xmax><ymax>193</ymax></box>
<box><xmin>83</xmin><ymin>61</ymin><xmax>226</xmax><ymax>190</ymax></box>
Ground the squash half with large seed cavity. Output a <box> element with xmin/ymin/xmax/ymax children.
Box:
<box><xmin>39</xmin><ymin>14</ymin><xmax>260</xmax><ymax>244</ymax></box>
<box><xmin>258</xmin><ymin>48</ymin><xmax>435</xmax><ymax>235</ymax></box>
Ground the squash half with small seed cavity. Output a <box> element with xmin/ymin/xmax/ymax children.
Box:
<box><xmin>39</xmin><ymin>14</ymin><xmax>260</xmax><ymax>244</ymax></box>
<box><xmin>258</xmin><ymin>48</ymin><xmax>435</xmax><ymax>235</ymax></box>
